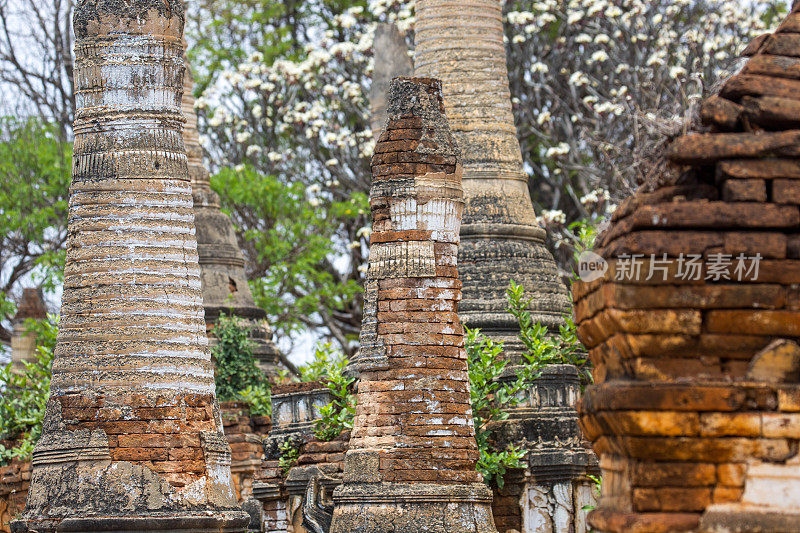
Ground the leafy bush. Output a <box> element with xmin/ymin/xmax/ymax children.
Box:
<box><xmin>299</xmin><ymin>344</ymin><xmax>356</xmax><ymax>442</ymax></box>
<box><xmin>211</xmin><ymin>314</ymin><xmax>268</xmax><ymax>402</ymax></box>
<box><xmin>468</xmin><ymin>281</ymin><xmax>589</xmax><ymax>487</ymax></box>
<box><xmin>237</xmin><ymin>384</ymin><xmax>272</xmax><ymax>417</ymax></box>
<box><xmin>507</xmin><ymin>280</ymin><xmax>590</xmax><ymax>384</ymax></box>
<box><xmin>278</xmin><ymin>439</ymin><xmax>300</xmax><ymax>476</ymax></box>
<box><xmin>466</xmin><ymin>327</ymin><xmax>527</xmax><ymax>488</ymax></box>
<box><xmin>0</xmin><ymin>317</ymin><xmax>57</xmax><ymax>466</ymax></box>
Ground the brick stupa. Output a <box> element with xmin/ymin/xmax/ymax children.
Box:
<box><xmin>329</xmin><ymin>77</ymin><xmax>496</xmax><ymax>533</ymax></box>
<box><xmin>13</xmin><ymin>2</ymin><xmax>247</xmax><ymax>531</ymax></box>
<box><xmin>574</xmin><ymin>8</ymin><xmax>800</xmax><ymax>533</ymax></box>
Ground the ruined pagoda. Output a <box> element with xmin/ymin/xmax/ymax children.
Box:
<box><xmin>575</xmin><ymin>7</ymin><xmax>800</xmax><ymax>532</ymax></box>
<box><xmin>181</xmin><ymin>51</ymin><xmax>292</xmax><ymax>378</ymax></box>
<box><xmin>9</xmin><ymin>288</ymin><xmax>47</xmax><ymax>371</ymax></box>
<box><xmin>13</xmin><ymin>1</ymin><xmax>247</xmax><ymax>530</ymax></box>
<box><xmin>330</xmin><ymin>77</ymin><xmax>496</xmax><ymax>532</ymax></box>
<box><xmin>414</xmin><ymin>3</ymin><xmax>594</xmax><ymax>530</ymax></box>
<box><xmin>415</xmin><ymin>0</ymin><xmax>571</xmax><ymax>358</ymax></box>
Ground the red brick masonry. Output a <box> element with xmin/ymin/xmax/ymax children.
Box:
<box><xmin>574</xmin><ymin>7</ymin><xmax>800</xmax><ymax>532</ymax></box>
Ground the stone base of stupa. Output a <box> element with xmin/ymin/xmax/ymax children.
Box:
<box><xmin>12</xmin><ymin>513</ymin><xmax>250</xmax><ymax>533</ymax></box>
<box><xmin>329</xmin><ymin>482</ymin><xmax>497</xmax><ymax>533</ymax></box>
<box><xmin>699</xmin><ymin>505</ymin><xmax>800</xmax><ymax>533</ymax></box>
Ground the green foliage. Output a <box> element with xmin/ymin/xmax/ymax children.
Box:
<box><xmin>299</xmin><ymin>344</ymin><xmax>356</xmax><ymax>441</ymax></box>
<box><xmin>299</xmin><ymin>342</ymin><xmax>349</xmax><ymax>382</ymax></box>
<box><xmin>278</xmin><ymin>439</ymin><xmax>300</xmax><ymax>476</ymax></box>
<box><xmin>468</xmin><ymin>281</ymin><xmax>590</xmax><ymax>487</ymax></box>
<box><xmin>211</xmin><ymin>166</ymin><xmax>367</xmax><ymax>350</ymax></box>
<box><xmin>466</xmin><ymin>327</ymin><xmax>527</xmax><ymax>488</ymax></box>
<box><xmin>507</xmin><ymin>281</ymin><xmax>590</xmax><ymax>383</ymax></box>
<box><xmin>237</xmin><ymin>384</ymin><xmax>272</xmax><ymax>417</ymax></box>
<box><xmin>0</xmin><ymin>316</ymin><xmax>58</xmax><ymax>466</ymax></box>
<box><xmin>211</xmin><ymin>314</ymin><xmax>267</xmax><ymax>402</ymax></box>
<box><xmin>0</xmin><ymin>118</ymin><xmax>70</xmax><ymax>335</ymax></box>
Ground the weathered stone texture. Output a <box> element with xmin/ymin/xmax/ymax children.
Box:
<box><xmin>13</xmin><ymin>3</ymin><xmax>247</xmax><ymax>531</ymax></box>
<box><xmin>329</xmin><ymin>77</ymin><xmax>495</xmax><ymax>533</ymax></box>
<box><xmin>574</xmin><ymin>9</ymin><xmax>800</xmax><ymax>532</ymax></box>
<box><xmin>414</xmin><ymin>0</ymin><xmax>570</xmax><ymax>357</ymax></box>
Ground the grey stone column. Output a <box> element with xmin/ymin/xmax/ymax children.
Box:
<box><xmin>13</xmin><ymin>2</ymin><xmax>248</xmax><ymax>531</ymax></box>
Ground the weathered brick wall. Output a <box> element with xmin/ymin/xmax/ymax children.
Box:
<box><xmin>574</xmin><ymin>8</ymin><xmax>800</xmax><ymax>532</ymax></box>
<box><xmin>0</xmin><ymin>459</ymin><xmax>30</xmax><ymax>533</ymax></box>
<box><xmin>221</xmin><ymin>402</ymin><xmax>268</xmax><ymax>501</ymax></box>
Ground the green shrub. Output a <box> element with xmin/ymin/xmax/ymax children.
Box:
<box><xmin>211</xmin><ymin>314</ymin><xmax>267</xmax><ymax>402</ymax></box>
<box><xmin>299</xmin><ymin>344</ymin><xmax>356</xmax><ymax>442</ymax></box>
<box><xmin>278</xmin><ymin>439</ymin><xmax>300</xmax><ymax>475</ymax></box>
<box><xmin>237</xmin><ymin>384</ymin><xmax>272</xmax><ymax>417</ymax></box>
<box><xmin>507</xmin><ymin>280</ymin><xmax>590</xmax><ymax>384</ymax></box>
<box><xmin>467</xmin><ymin>281</ymin><xmax>590</xmax><ymax>487</ymax></box>
<box><xmin>0</xmin><ymin>317</ymin><xmax>57</xmax><ymax>466</ymax></box>
<box><xmin>466</xmin><ymin>327</ymin><xmax>527</xmax><ymax>488</ymax></box>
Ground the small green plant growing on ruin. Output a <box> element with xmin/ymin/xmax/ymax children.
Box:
<box><xmin>467</xmin><ymin>281</ymin><xmax>590</xmax><ymax>487</ymax></box>
<box><xmin>299</xmin><ymin>343</ymin><xmax>356</xmax><ymax>442</ymax></box>
<box><xmin>507</xmin><ymin>281</ymin><xmax>590</xmax><ymax>384</ymax></box>
<box><xmin>466</xmin><ymin>326</ymin><xmax>527</xmax><ymax>488</ymax></box>
<box><xmin>211</xmin><ymin>314</ymin><xmax>268</xmax><ymax>403</ymax></box>
<box><xmin>0</xmin><ymin>317</ymin><xmax>57</xmax><ymax>466</ymax></box>
<box><xmin>278</xmin><ymin>439</ymin><xmax>300</xmax><ymax>476</ymax></box>
<box><xmin>237</xmin><ymin>384</ymin><xmax>272</xmax><ymax>417</ymax></box>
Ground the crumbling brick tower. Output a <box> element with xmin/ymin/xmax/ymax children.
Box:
<box><xmin>574</xmin><ymin>9</ymin><xmax>800</xmax><ymax>533</ymax></box>
<box><xmin>13</xmin><ymin>1</ymin><xmax>248</xmax><ymax>531</ymax></box>
<box><xmin>329</xmin><ymin>77</ymin><xmax>496</xmax><ymax>533</ymax></box>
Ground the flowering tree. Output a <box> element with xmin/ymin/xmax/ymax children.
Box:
<box><xmin>188</xmin><ymin>0</ymin><xmax>782</xmax><ymax>355</ymax></box>
<box><xmin>187</xmin><ymin>0</ymin><xmax>412</xmax><ymax>353</ymax></box>
<box><xmin>501</xmin><ymin>0</ymin><xmax>786</xmax><ymax>269</ymax></box>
